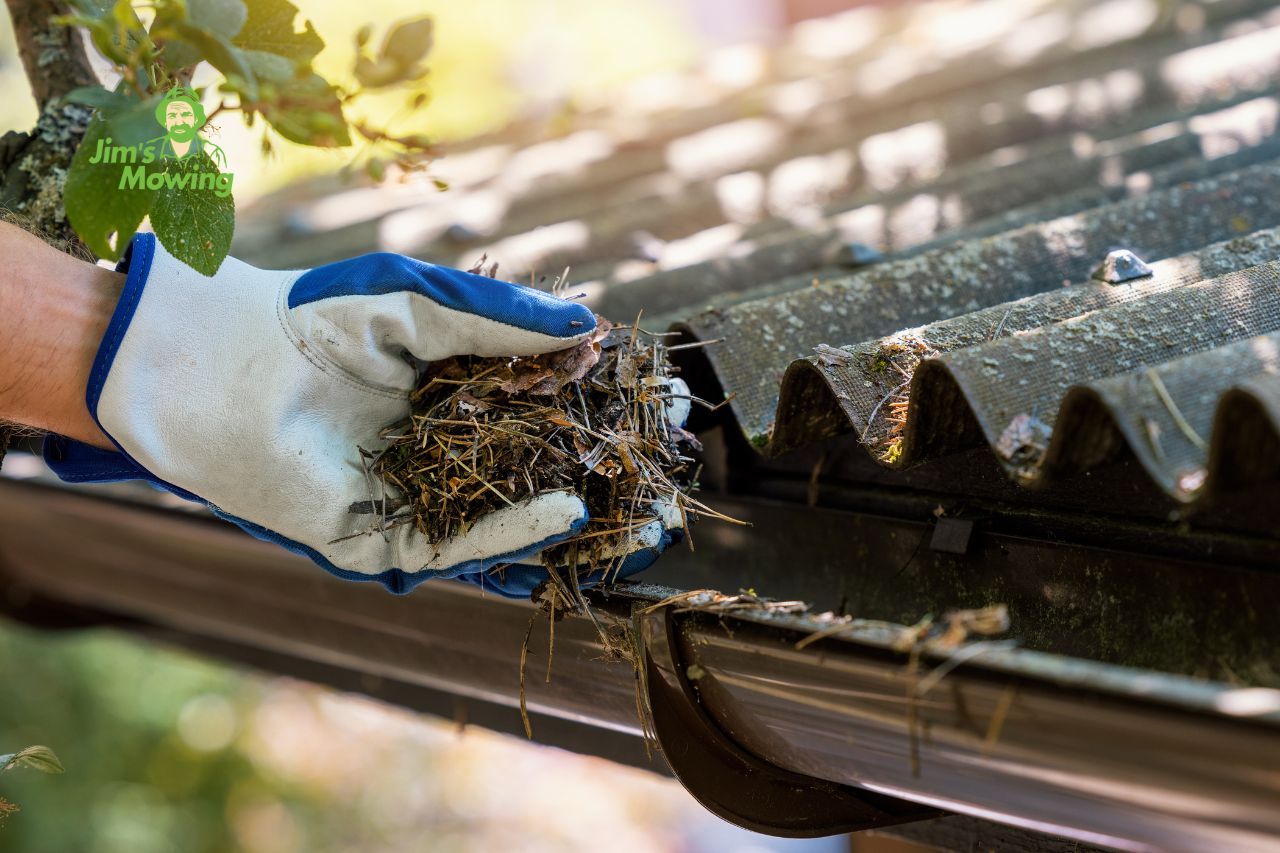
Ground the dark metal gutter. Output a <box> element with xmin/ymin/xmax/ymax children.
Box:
<box><xmin>638</xmin><ymin>602</ymin><xmax>1280</xmax><ymax>851</ymax></box>
<box><xmin>4</xmin><ymin>472</ymin><xmax>1280</xmax><ymax>850</ymax></box>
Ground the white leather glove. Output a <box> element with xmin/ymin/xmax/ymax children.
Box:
<box><xmin>43</xmin><ymin>233</ymin><xmax>606</xmax><ymax>594</ymax></box>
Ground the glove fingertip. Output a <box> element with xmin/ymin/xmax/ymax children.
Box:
<box><xmin>391</xmin><ymin>490</ymin><xmax>587</xmax><ymax>578</ymax></box>
<box><xmin>526</xmin><ymin>489</ymin><xmax>590</xmax><ymax>537</ymax></box>
<box><xmin>499</xmin><ymin>300</ymin><xmax>597</xmax><ymax>357</ymax></box>
<box><xmin>665</xmin><ymin>378</ymin><xmax>692</xmax><ymax>429</ymax></box>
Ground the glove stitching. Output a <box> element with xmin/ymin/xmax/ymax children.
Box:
<box><xmin>273</xmin><ymin>272</ymin><xmax>409</xmax><ymax>401</ymax></box>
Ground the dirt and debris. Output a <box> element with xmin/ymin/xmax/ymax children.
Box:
<box><xmin>639</xmin><ymin>587</ymin><xmax>810</xmax><ymax>617</ymax></box>
<box><xmin>891</xmin><ymin>604</ymin><xmax>1011</xmax><ymax>653</ymax></box>
<box><xmin>637</xmin><ymin>591</ymin><xmax>1014</xmax><ymax>773</ymax></box>
<box><xmin>813</xmin><ymin>343</ymin><xmax>857</xmax><ymax>367</ymax></box>
<box><xmin>789</xmin><ymin>603</ymin><xmax>1011</xmax><ymax>655</ymax></box>
<box><xmin>994</xmin><ymin>413</ymin><xmax>1053</xmax><ymax>478</ymax></box>
<box><xmin>892</xmin><ymin>604</ymin><xmax>1012</xmax><ymax>776</ymax></box>
<box><xmin>851</xmin><ymin>331</ymin><xmax>940</xmax><ymax>463</ymax></box>
<box><xmin>354</xmin><ymin>311</ymin><xmax>742</xmax><ymax>592</ymax></box>
<box><xmin>342</xmin><ymin>271</ymin><xmax>749</xmax><ymax>741</ymax></box>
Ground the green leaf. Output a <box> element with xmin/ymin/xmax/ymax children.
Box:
<box><xmin>64</xmin><ymin>115</ymin><xmax>158</xmax><ymax>260</ymax></box>
<box><xmin>74</xmin><ymin>13</ymin><xmax>130</xmax><ymax>64</ymax></box>
<box><xmin>380</xmin><ymin>17</ymin><xmax>433</xmax><ymax>69</ymax></box>
<box><xmin>234</xmin><ymin>0</ymin><xmax>323</xmax><ymax>62</ymax></box>
<box><xmin>354</xmin><ymin>17</ymin><xmax>433</xmax><ymax>89</ymax></box>
<box><xmin>110</xmin><ymin>0</ymin><xmax>154</xmax><ymax>64</ymax></box>
<box><xmin>104</xmin><ymin>93</ymin><xmax>165</xmax><ymax>147</ymax></box>
<box><xmin>150</xmin><ymin>154</ymin><xmax>235</xmax><ymax>276</ymax></box>
<box><xmin>159</xmin><ymin>21</ymin><xmax>258</xmax><ymax>101</ymax></box>
<box><xmin>353</xmin><ymin>54</ymin><xmax>404</xmax><ymax>89</ymax></box>
<box><xmin>56</xmin><ymin>1</ymin><xmax>145</xmax><ymax>66</ymax></box>
<box><xmin>0</xmin><ymin>746</ymin><xmax>64</xmax><ymax>775</ymax></box>
<box><xmin>241</xmin><ymin>47</ymin><xmax>293</xmax><ymax>83</ymax></box>
<box><xmin>63</xmin><ymin>85</ymin><xmax>131</xmax><ymax>111</ymax></box>
<box><xmin>190</xmin><ymin>0</ymin><xmax>248</xmax><ymax>38</ymax></box>
<box><xmin>244</xmin><ymin>51</ymin><xmax>349</xmax><ymax>147</ymax></box>
<box><xmin>159</xmin><ymin>0</ymin><xmax>249</xmax><ymax>67</ymax></box>
<box><xmin>69</xmin><ymin>0</ymin><xmax>113</xmax><ymax>15</ymax></box>
<box><xmin>111</xmin><ymin>0</ymin><xmax>142</xmax><ymax>29</ymax></box>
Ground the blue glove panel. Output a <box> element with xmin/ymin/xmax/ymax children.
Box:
<box><xmin>289</xmin><ymin>252</ymin><xmax>594</xmax><ymax>339</ymax></box>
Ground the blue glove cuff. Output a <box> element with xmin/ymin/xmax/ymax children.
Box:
<box><xmin>41</xmin><ymin>232</ymin><xmax>204</xmax><ymax>503</ymax></box>
<box><xmin>43</xmin><ymin>432</ymin><xmax>153</xmax><ymax>483</ymax></box>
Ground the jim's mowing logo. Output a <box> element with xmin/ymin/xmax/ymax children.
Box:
<box><xmin>88</xmin><ymin>87</ymin><xmax>233</xmax><ymax>197</ymax></box>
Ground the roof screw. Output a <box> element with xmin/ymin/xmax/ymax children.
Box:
<box><xmin>1091</xmin><ymin>249</ymin><xmax>1153</xmax><ymax>284</ymax></box>
<box><xmin>629</xmin><ymin>230</ymin><xmax>666</xmax><ymax>263</ymax></box>
<box><xmin>445</xmin><ymin>223</ymin><xmax>483</xmax><ymax>242</ymax></box>
<box><xmin>831</xmin><ymin>241</ymin><xmax>883</xmax><ymax>268</ymax></box>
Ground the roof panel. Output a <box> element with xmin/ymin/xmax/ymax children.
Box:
<box><xmin>680</xmin><ymin>161</ymin><xmax>1280</xmax><ymax>447</ymax></box>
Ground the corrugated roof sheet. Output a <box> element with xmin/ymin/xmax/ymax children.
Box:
<box><xmin>236</xmin><ymin>0</ymin><xmax>1280</xmax><ymax>511</ymax></box>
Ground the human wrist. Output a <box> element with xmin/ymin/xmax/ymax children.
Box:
<box><xmin>0</xmin><ymin>223</ymin><xmax>123</xmax><ymax>449</ymax></box>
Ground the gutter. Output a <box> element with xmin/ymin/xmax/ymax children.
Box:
<box><xmin>2</xmin><ymin>473</ymin><xmax>1279</xmax><ymax>851</ymax></box>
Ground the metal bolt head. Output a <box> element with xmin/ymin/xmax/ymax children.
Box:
<box><xmin>1092</xmin><ymin>249</ymin><xmax>1153</xmax><ymax>284</ymax></box>
<box><xmin>831</xmin><ymin>241</ymin><xmax>884</xmax><ymax>268</ymax></box>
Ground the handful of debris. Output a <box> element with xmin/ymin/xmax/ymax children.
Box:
<box><xmin>358</xmin><ymin>315</ymin><xmax>730</xmax><ymax>588</ymax></box>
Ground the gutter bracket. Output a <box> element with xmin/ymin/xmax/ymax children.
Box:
<box><xmin>634</xmin><ymin>604</ymin><xmax>940</xmax><ymax>838</ymax></box>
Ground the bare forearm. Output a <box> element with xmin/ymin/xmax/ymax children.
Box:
<box><xmin>0</xmin><ymin>222</ymin><xmax>121</xmax><ymax>449</ymax></box>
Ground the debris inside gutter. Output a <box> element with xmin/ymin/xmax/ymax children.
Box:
<box><xmin>622</xmin><ymin>589</ymin><xmax>1013</xmax><ymax>766</ymax></box>
<box><xmin>894</xmin><ymin>604</ymin><xmax>1013</xmax><ymax>776</ymax></box>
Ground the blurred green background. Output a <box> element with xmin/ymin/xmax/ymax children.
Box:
<box><xmin>0</xmin><ymin>623</ymin><xmax>785</xmax><ymax>853</ymax></box>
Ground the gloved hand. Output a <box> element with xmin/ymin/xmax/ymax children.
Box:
<box><xmin>41</xmin><ymin>232</ymin><xmax>672</xmax><ymax>595</ymax></box>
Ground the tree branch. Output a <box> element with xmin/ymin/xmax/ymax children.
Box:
<box><xmin>1</xmin><ymin>1</ymin><xmax>98</xmax><ymax>467</ymax></box>
<box><xmin>5</xmin><ymin>0</ymin><xmax>95</xmax><ymax>107</ymax></box>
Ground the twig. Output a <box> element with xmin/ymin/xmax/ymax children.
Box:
<box><xmin>794</xmin><ymin>617</ymin><xmax>856</xmax><ymax>650</ymax></box>
<box><xmin>1146</xmin><ymin>368</ymin><xmax>1207</xmax><ymax>451</ymax></box>
<box><xmin>990</xmin><ymin>306</ymin><xmax>1014</xmax><ymax>340</ymax></box>
<box><xmin>861</xmin><ymin>381</ymin><xmax>910</xmax><ymax>444</ymax></box>
<box><xmin>983</xmin><ymin>685</ymin><xmax>1017</xmax><ymax>754</ymax></box>
<box><xmin>665</xmin><ymin>338</ymin><xmax>724</xmax><ymax>352</ymax></box>
<box><xmin>519</xmin><ymin>611</ymin><xmax>537</xmax><ymax>739</ymax></box>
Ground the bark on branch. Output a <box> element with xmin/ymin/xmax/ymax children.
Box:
<box><xmin>6</xmin><ymin>0</ymin><xmax>95</xmax><ymax>106</ymax></box>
